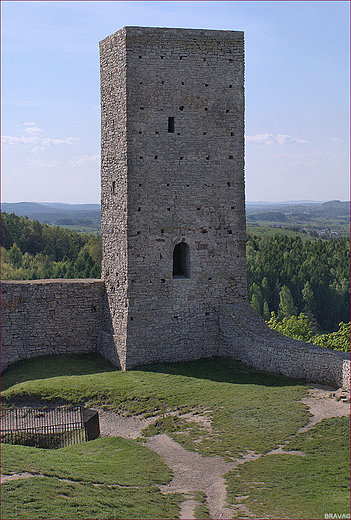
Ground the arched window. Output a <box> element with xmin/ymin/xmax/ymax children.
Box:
<box><xmin>173</xmin><ymin>242</ymin><xmax>190</xmax><ymax>278</ymax></box>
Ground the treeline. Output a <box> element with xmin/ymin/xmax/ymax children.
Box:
<box><xmin>1</xmin><ymin>212</ymin><xmax>101</xmax><ymax>280</ymax></box>
<box><xmin>247</xmin><ymin>234</ymin><xmax>350</xmax><ymax>333</ymax></box>
<box><xmin>2</xmin><ymin>213</ymin><xmax>349</xmax><ymax>335</ymax></box>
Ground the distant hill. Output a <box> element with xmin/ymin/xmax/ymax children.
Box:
<box><xmin>246</xmin><ymin>201</ymin><xmax>323</xmax><ymax>215</ymax></box>
<box><xmin>1</xmin><ymin>202</ymin><xmax>101</xmax><ymax>231</ymax></box>
<box><xmin>2</xmin><ymin>200</ymin><xmax>349</xmax><ymax>238</ymax></box>
<box><xmin>248</xmin><ymin>211</ymin><xmax>287</xmax><ymax>222</ymax></box>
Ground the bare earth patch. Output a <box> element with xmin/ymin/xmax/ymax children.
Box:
<box><xmin>1</xmin><ymin>472</ymin><xmax>42</xmax><ymax>483</ymax></box>
<box><xmin>2</xmin><ymin>385</ymin><xmax>349</xmax><ymax>519</ymax></box>
<box><xmin>298</xmin><ymin>384</ymin><xmax>350</xmax><ymax>433</ymax></box>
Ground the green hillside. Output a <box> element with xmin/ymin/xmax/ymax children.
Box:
<box><xmin>1</xmin><ymin>212</ymin><xmax>101</xmax><ymax>280</ymax></box>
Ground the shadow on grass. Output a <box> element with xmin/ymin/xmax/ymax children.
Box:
<box><xmin>1</xmin><ymin>353</ymin><xmax>117</xmax><ymax>391</ymax></box>
<box><xmin>135</xmin><ymin>356</ymin><xmax>307</xmax><ymax>388</ymax></box>
<box><xmin>1</xmin><ymin>354</ymin><xmax>306</xmax><ymax>394</ymax></box>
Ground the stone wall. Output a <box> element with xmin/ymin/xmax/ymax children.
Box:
<box><xmin>1</xmin><ymin>279</ymin><xmax>105</xmax><ymax>372</ymax></box>
<box><xmin>220</xmin><ymin>300</ymin><xmax>350</xmax><ymax>391</ymax></box>
<box><xmin>1</xmin><ymin>279</ymin><xmax>349</xmax><ymax>390</ymax></box>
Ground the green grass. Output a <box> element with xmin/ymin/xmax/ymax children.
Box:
<box><xmin>225</xmin><ymin>416</ymin><xmax>350</xmax><ymax>519</ymax></box>
<box><xmin>1</xmin><ymin>354</ymin><xmax>349</xmax><ymax>519</ymax></box>
<box><xmin>1</xmin><ymin>436</ymin><xmax>181</xmax><ymax>519</ymax></box>
<box><xmin>1</xmin><ymin>436</ymin><xmax>172</xmax><ymax>487</ymax></box>
<box><xmin>1</xmin><ymin>477</ymin><xmax>181</xmax><ymax>520</ymax></box>
<box><xmin>1</xmin><ymin>437</ymin><xmax>182</xmax><ymax>519</ymax></box>
<box><xmin>2</xmin><ymin>356</ymin><xmax>308</xmax><ymax>458</ymax></box>
<box><xmin>1</xmin><ymin>353</ymin><xmax>116</xmax><ymax>392</ymax></box>
<box><xmin>192</xmin><ymin>491</ymin><xmax>211</xmax><ymax>519</ymax></box>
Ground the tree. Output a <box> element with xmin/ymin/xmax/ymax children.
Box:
<box><xmin>9</xmin><ymin>244</ymin><xmax>22</xmax><ymax>268</ymax></box>
<box><xmin>278</xmin><ymin>285</ymin><xmax>297</xmax><ymax>319</ymax></box>
<box><xmin>246</xmin><ymin>233</ymin><xmax>350</xmax><ymax>332</ymax></box>
<box><xmin>312</xmin><ymin>322</ymin><xmax>350</xmax><ymax>352</ymax></box>
<box><xmin>249</xmin><ymin>283</ymin><xmax>263</xmax><ymax>315</ymax></box>
<box><xmin>267</xmin><ymin>312</ymin><xmax>314</xmax><ymax>342</ymax></box>
<box><xmin>302</xmin><ymin>281</ymin><xmax>315</xmax><ymax>312</ymax></box>
<box><xmin>262</xmin><ymin>301</ymin><xmax>270</xmax><ymax>321</ymax></box>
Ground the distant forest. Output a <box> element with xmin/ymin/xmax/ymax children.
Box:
<box><xmin>247</xmin><ymin>234</ymin><xmax>350</xmax><ymax>333</ymax></box>
<box><xmin>1</xmin><ymin>213</ymin><xmax>101</xmax><ymax>280</ymax></box>
<box><xmin>1</xmin><ymin>212</ymin><xmax>349</xmax><ymax>333</ymax></box>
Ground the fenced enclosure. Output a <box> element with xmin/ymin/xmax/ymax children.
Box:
<box><xmin>1</xmin><ymin>406</ymin><xmax>100</xmax><ymax>449</ymax></box>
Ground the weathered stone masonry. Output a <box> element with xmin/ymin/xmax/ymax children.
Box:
<box><xmin>99</xmin><ymin>27</ymin><xmax>247</xmax><ymax>370</ymax></box>
<box><xmin>1</xmin><ymin>26</ymin><xmax>349</xmax><ymax>391</ymax></box>
<box><xmin>1</xmin><ymin>280</ymin><xmax>104</xmax><ymax>372</ymax></box>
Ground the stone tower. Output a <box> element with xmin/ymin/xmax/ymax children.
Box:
<box><xmin>99</xmin><ymin>26</ymin><xmax>246</xmax><ymax>370</ymax></box>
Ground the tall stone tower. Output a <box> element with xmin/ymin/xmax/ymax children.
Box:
<box><xmin>99</xmin><ymin>27</ymin><xmax>246</xmax><ymax>370</ymax></box>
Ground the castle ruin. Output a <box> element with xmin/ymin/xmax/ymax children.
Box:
<box><xmin>1</xmin><ymin>27</ymin><xmax>349</xmax><ymax>391</ymax></box>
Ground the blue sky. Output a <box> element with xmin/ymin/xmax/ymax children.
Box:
<box><xmin>1</xmin><ymin>1</ymin><xmax>349</xmax><ymax>204</ymax></box>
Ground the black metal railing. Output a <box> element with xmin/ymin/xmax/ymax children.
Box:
<box><xmin>1</xmin><ymin>406</ymin><xmax>100</xmax><ymax>449</ymax></box>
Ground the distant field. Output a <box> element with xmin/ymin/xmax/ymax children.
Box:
<box><xmin>246</xmin><ymin>223</ymin><xmax>318</xmax><ymax>240</ymax></box>
<box><xmin>246</xmin><ymin>200</ymin><xmax>350</xmax><ymax>239</ymax></box>
<box><xmin>53</xmin><ymin>224</ymin><xmax>101</xmax><ymax>236</ymax></box>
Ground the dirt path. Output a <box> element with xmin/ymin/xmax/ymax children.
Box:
<box><xmin>97</xmin><ymin>384</ymin><xmax>350</xmax><ymax>519</ymax></box>
<box><xmin>2</xmin><ymin>384</ymin><xmax>349</xmax><ymax>519</ymax></box>
<box><xmin>144</xmin><ymin>433</ymin><xmax>238</xmax><ymax>519</ymax></box>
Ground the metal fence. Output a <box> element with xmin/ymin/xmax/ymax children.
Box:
<box><xmin>1</xmin><ymin>406</ymin><xmax>100</xmax><ymax>449</ymax></box>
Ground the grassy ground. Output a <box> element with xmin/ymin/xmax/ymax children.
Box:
<box><xmin>1</xmin><ymin>354</ymin><xmax>350</xmax><ymax>519</ymax></box>
<box><xmin>226</xmin><ymin>416</ymin><xmax>350</xmax><ymax>519</ymax></box>
<box><xmin>2</xmin><ymin>355</ymin><xmax>308</xmax><ymax>458</ymax></box>
<box><xmin>1</xmin><ymin>437</ymin><xmax>181</xmax><ymax>519</ymax></box>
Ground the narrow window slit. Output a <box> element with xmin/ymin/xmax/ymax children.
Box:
<box><xmin>168</xmin><ymin>117</ymin><xmax>175</xmax><ymax>133</ymax></box>
<box><xmin>173</xmin><ymin>242</ymin><xmax>190</xmax><ymax>278</ymax></box>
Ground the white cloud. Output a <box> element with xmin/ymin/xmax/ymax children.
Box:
<box><xmin>277</xmin><ymin>134</ymin><xmax>309</xmax><ymax>144</ymax></box>
<box><xmin>24</xmin><ymin>122</ymin><xmax>37</xmax><ymax>126</ymax></box>
<box><xmin>1</xmin><ymin>135</ymin><xmax>80</xmax><ymax>146</ymax></box>
<box><xmin>272</xmin><ymin>150</ymin><xmax>331</xmax><ymax>158</ymax></box>
<box><xmin>22</xmin><ymin>126</ymin><xmax>44</xmax><ymax>135</ymax></box>
<box><xmin>245</xmin><ymin>133</ymin><xmax>274</xmax><ymax>144</ymax></box>
<box><xmin>26</xmin><ymin>159</ymin><xmax>59</xmax><ymax>168</ymax></box>
<box><xmin>245</xmin><ymin>133</ymin><xmax>309</xmax><ymax>144</ymax></box>
<box><xmin>303</xmin><ymin>160</ymin><xmax>320</xmax><ymax>167</ymax></box>
<box><xmin>69</xmin><ymin>155</ymin><xmax>99</xmax><ymax>166</ymax></box>
<box><xmin>330</xmin><ymin>137</ymin><xmax>341</xmax><ymax>142</ymax></box>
